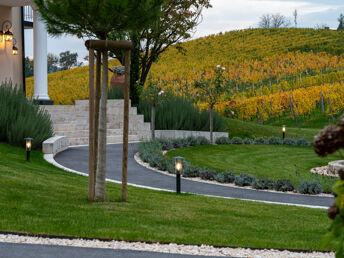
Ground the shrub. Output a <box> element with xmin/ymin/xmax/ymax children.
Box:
<box><xmin>166</xmin><ymin>160</ymin><xmax>176</xmax><ymax>174</ymax></box>
<box><xmin>182</xmin><ymin>164</ymin><xmax>200</xmax><ymax>178</ymax></box>
<box><xmin>234</xmin><ymin>173</ymin><xmax>256</xmax><ymax>186</ymax></box>
<box><xmin>283</xmin><ymin>138</ymin><xmax>297</xmax><ymax>146</ymax></box>
<box><xmin>196</xmin><ymin>136</ymin><xmax>210</xmax><ymax>145</ymax></box>
<box><xmin>137</xmin><ymin>95</ymin><xmax>225</xmax><ymax>131</ymax></box>
<box><xmin>0</xmin><ymin>83</ymin><xmax>53</xmax><ymax>149</ymax></box>
<box><xmin>158</xmin><ymin>138</ymin><xmax>173</xmax><ymax>150</ymax></box>
<box><xmin>298</xmin><ymin>180</ymin><xmax>323</xmax><ymax>194</ymax></box>
<box><xmin>252</xmin><ymin>178</ymin><xmax>275</xmax><ymax>190</ymax></box>
<box><xmin>215</xmin><ymin>171</ymin><xmax>236</xmax><ymax>183</ymax></box>
<box><xmin>199</xmin><ymin>169</ymin><xmax>217</xmax><ymax>180</ymax></box>
<box><xmin>297</xmin><ymin>137</ymin><xmax>310</xmax><ymax>146</ymax></box>
<box><xmin>253</xmin><ymin>137</ymin><xmax>266</xmax><ymax>145</ymax></box>
<box><xmin>108</xmin><ymin>87</ymin><xmax>124</xmax><ymax>99</ymax></box>
<box><xmin>231</xmin><ymin>137</ymin><xmax>243</xmax><ymax>144</ymax></box>
<box><xmin>215</xmin><ymin>136</ymin><xmax>230</xmax><ymax>145</ymax></box>
<box><xmin>267</xmin><ymin>136</ymin><xmax>282</xmax><ymax>145</ymax></box>
<box><xmin>243</xmin><ymin>138</ymin><xmax>253</xmax><ymax>144</ymax></box>
<box><xmin>186</xmin><ymin>136</ymin><xmax>198</xmax><ymax>146</ymax></box>
<box><xmin>275</xmin><ymin>179</ymin><xmax>295</xmax><ymax>192</ymax></box>
<box><xmin>138</xmin><ymin>140</ymin><xmax>162</xmax><ymax>162</ymax></box>
<box><xmin>172</xmin><ymin>138</ymin><xmax>185</xmax><ymax>148</ymax></box>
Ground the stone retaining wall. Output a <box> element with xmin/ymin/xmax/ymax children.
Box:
<box><xmin>155</xmin><ymin>130</ymin><xmax>228</xmax><ymax>141</ymax></box>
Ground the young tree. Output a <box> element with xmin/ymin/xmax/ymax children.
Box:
<box><xmin>59</xmin><ymin>51</ymin><xmax>78</xmax><ymax>70</ymax></box>
<box><xmin>109</xmin><ymin>0</ymin><xmax>211</xmax><ymax>99</ymax></box>
<box><xmin>194</xmin><ymin>65</ymin><xmax>228</xmax><ymax>144</ymax></box>
<box><xmin>258</xmin><ymin>13</ymin><xmax>271</xmax><ymax>28</ymax></box>
<box><xmin>338</xmin><ymin>13</ymin><xmax>344</xmax><ymax>31</ymax></box>
<box><xmin>140</xmin><ymin>79</ymin><xmax>167</xmax><ymax>139</ymax></box>
<box><xmin>258</xmin><ymin>13</ymin><xmax>290</xmax><ymax>28</ymax></box>
<box><xmin>34</xmin><ymin>0</ymin><xmax>165</xmax><ymax>202</ymax></box>
<box><xmin>293</xmin><ymin>9</ymin><xmax>298</xmax><ymax>28</ymax></box>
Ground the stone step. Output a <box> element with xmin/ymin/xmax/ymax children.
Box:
<box><xmin>68</xmin><ymin>135</ymin><xmax>140</xmax><ymax>146</ymax></box>
<box><xmin>50</xmin><ymin>114</ymin><xmax>145</xmax><ymax>124</ymax></box>
<box><xmin>53</xmin><ymin>122</ymin><xmax>121</xmax><ymax>131</ymax></box>
<box><xmin>47</xmin><ymin>107</ymin><xmax>138</xmax><ymax>116</ymax></box>
<box><xmin>55</xmin><ymin>128</ymin><xmax>125</xmax><ymax>138</ymax></box>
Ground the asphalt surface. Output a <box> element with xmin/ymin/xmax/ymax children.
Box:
<box><xmin>0</xmin><ymin>242</ymin><xmax>228</xmax><ymax>258</ymax></box>
<box><xmin>54</xmin><ymin>143</ymin><xmax>334</xmax><ymax>207</ymax></box>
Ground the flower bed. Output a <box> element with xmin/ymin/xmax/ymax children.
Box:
<box><xmin>138</xmin><ymin>136</ymin><xmax>329</xmax><ymax>195</ymax></box>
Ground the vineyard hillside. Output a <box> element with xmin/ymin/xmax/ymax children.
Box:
<box><xmin>26</xmin><ymin>28</ymin><xmax>344</xmax><ymax>125</ymax></box>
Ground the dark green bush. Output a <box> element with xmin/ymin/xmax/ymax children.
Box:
<box><xmin>157</xmin><ymin>138</ymin><xmax>174</xmax><ymax>150</ymax></box>
<box><xmin>252</xmin><ymin>178</ymin><xmax>275</xmax><ymax>190</ymax></box>
<box><xmin>196</xmin><ymin>136</ymin><xmax>210</xmax><ymax>145</ymax></box>
<box><xmin>0</xmin><ymin>83</ymin><xmax>53</xmax><ymax>149</ymax></box>
<box><xmin>296</xmin><ymin>137</ymin><xmax>310</xmax><ymax>146</ymax></box>
<box><xmin>215</xmin><ymin>171</ymin><xmax>236</xmax><ymax>183</ymax></box>
<box><xmin>137</xmin><ymin>95</ymin><xmax>225</xmax><ymax>131</ymax></box>
<box><xmin>182</xmin><ymin>163</ymin><xmax>200</xmax><ymax>178</ymax></box>
<box><xmin>234</xmin><ymin>173</ymin><xmax>256</xmax><ymax>186</ymax></box>
<box><xmin>298</xmin><ymin>179</ymin><xmax>323</xmax><ymax>194</ymax></box>
<box><xmin>267</xmin><ymin>136</ymin><xmax>282</xmax><ymax>145</ymax></box>
<box><xmin>215</xmin><ymin>136</ymin><xmax>230</xmax><ymax>145</ymax></box>
<box><xmin>199</xmin><ymin>169</ymin><xmax>217</xmax><ymax>180</ymax></box>
<box><xmin>275</xmin><ymin>179</ymin><xmax>295</xmax><ymax>192</ymax></box>
<box><xmin>108</xmin><ymin>87</ymin><xmax>124</xmax><ymax>99</ymax></box>
<box><xmin>230</xmin><ymin>137</ymin><xmax>243</xmax><ymax>144</ymax></box>
<box><xmin>243</xmin><ymin>138</ymin><xmax>253</xmax><ymax>144</ymax></box>
<box><xmin>186</xmin><ymin>136</ymin><xmax>198</xmax><ymax>146</ymax></box>
<box><xmin>283</xmin><ymin>138</ymin><xmax>297</xmax><ymax>146</ymax></box>
<box><xmin>253</xmin><ymin>137</ymin><xmax>266</xmax><ymax>145</ymax></box>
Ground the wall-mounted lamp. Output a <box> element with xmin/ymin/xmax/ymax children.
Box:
<box><xmin>0</xmin><ymin>30</ymin><xmax>3</xmax><ymax>43</ymax></box>
<box><xmin>12</xmin><ymin>38</ymin><xmax>18</xmax><ymax>55</ymax></box>
<box><xmin>2</xmin><ymin>21</ymin><xmax>13</xmax><ymax>42</ymax></box>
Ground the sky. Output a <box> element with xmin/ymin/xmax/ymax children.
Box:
<box><xmin>24</xmin><ymin>0</ymin><xmax>344</xmax><ymax>62</ymax></box>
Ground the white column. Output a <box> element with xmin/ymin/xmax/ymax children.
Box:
<box><xmin>33</xmin><ymin>9</ymin><xmax>50</xmax><ymax>101</ymax></box>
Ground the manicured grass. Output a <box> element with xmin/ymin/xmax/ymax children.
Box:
<box><xmin>226</xmin><ymin>119</ymin><xmax>320</xmax><ymax>141</ymax></box>
<box><xmin>0</xmin><ymin>143</ymin><xmax>333</xmax><ymax>250</ymax></box>
<box><xmin>167</xmin><ymin>145</ymin><xmax>340</xmax><ymax>189</ymax></box>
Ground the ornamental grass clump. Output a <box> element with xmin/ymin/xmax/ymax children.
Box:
<box><xmin>298</xmin><ymin>179</ymin><xmax>323</xmax><ymax>195</ymax></box>
<box><xmin>0</xmin><ymin>83</ymin><xmax>53</xmax><ymax>149</ymax></box>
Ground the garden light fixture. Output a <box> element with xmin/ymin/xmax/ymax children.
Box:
<box><xmin>174</xmin><ymin>156</ymin><xmax>184</xmax><ymax>194</ymax></box>
<box><xmin>2</xmin><ymin>21</ymin><xmax>13</xmax><ymax>42</ymax></box>
<box><xmin>12</xmin><ymin>38</ymin><xmax>18</xmax><ymax>55</ymax></box>
<box><xmin>282</xmin><ymin>125</ymin><xmax>286</xmax><ymax>140</ymax></box>
<box><xmin>4</xmin><ymin>29</ymin><xmax>13</xmax><ymax>41</ymax></box>
<box><xmin>24</xmin><ymin>138</ymin><xmax>33</xmax><ymax>161</ymax></box>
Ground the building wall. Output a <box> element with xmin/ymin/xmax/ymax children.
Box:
<box><xmin>0</xmin><ymin>6</ymin><xmax>23</xmax><ymax>88</ymax></box>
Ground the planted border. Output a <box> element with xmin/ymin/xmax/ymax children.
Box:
<box><xmin>138</xmin><ymin>136</ymin><xmax>328</xmax><ymax>195</ymax></box>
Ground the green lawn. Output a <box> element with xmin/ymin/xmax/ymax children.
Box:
<box><xmin>0</xmin><ymin>143</ymin><xmax>333</xmax><ymax>250</ymax></box>
<box><xmin>167</xmin><ymin>145</ymin><xmax>340</xmax><ymax>189</ymax></box>
<box><xmin>226</xmin><ymin>119</ymin><xmax>321</xmax><ymax>141</ymax></box>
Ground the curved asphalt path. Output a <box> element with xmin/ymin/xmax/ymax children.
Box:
<box><xmin>55</xmin><ymin>143</ymin><xmax>334</xmax><ymax>208</ymax></box>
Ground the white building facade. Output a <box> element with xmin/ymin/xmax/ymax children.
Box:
<box><xmin>0</xmin><ymin>0</ymin><xmax>52</xmax><ymax>104</ymax></box>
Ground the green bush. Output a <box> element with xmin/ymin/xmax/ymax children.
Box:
<box><xmin>296</xmin><ymin>137</ymin><xmax>310</xmax><ymax>146</ymax></box>
<box><xmin>199</xmin><ymin>169</ymin><xmax>217</xmax><ymax>180</ymax></box>
<box><xmin>182</xmin><ymin>163</ymin><xmax>200</xmax><ymax>178</ymax></box>
<box><xmin>275</xmin><ymin>179</ymin><xmax>295</xmax><ymax>192</ymax></box>
<box><xmin>215</xmin><ymin>136</ymin><xmax>230</xmax><ymax>145</ymax></box>
<box><xmin>267</xmin><ymin>136</ymin><xmax>282</xmax><ymax>145</ymax></box>
<box><xmin>157</xmin><ymin>138</ymin><xmax>174</xmax><ymax>150</ymax></box>
<box><xmin>283</xmin><ymin>138</ymin><xmax>297</xmax><ymax>146</ymax></box>
<box><xmin>137</xmin><ymin>95</ymin><xmax>225</xmax><ymax>131</ymax></box>
<box><xmin>253</xmin><ymin>137</ymin><xmax>266</xmax><ymax>145</ymax></box>
<box><xmin>196</xmin><ymin>136</ymin><xmax>210</xmax><ymax>145</ymax></box>
<box><xmin>230</xmin><ymin>137</ymin><xmax>243</xmax><ymax>144</ymax></box>
<box><xmin>0</xmin><ymin>83</ymin><xmax>53</xmax><ymax>149</ymax></box>
<box><xmin>298</xmin><ymin>179</ymin><xmax>323</xmax><ymax>194</ymax></box>
<box><xmin>234</xmin><ymin>174</ymin><xmax>256</xmax><ymax>186</ymax></box>
<box><xmin>252</xmin><ymin>178</ymin><xmax>275</xmax><ymax>190</ymax></box>
<box><xmin>108</xmin><ymin>87</ymin><xmax>124</xmax><ymax>99</ymax></box>
<box><xmin>243</xmin><ymin>138</ymin><xmax>253</xmax><ymax>144</ymax></box>
<box><xmin>215</xmin><ymin>171</ymin><xmax>236</xmax><ymax>183</ymax></box>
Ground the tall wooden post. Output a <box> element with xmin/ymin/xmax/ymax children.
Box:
<box><xmin>122</xmin><ymin>50</ymin><xmax>130</xmax><ymax>201</ymax></box>
<box><xmin>88</xmin><ymin>48</ymin><xmax>95</xmax><ymax>201</ymax></box>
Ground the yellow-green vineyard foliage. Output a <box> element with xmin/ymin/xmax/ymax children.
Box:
<box><xmin>26</xmin><ymin>28</ymin><xmax>344</xmax><ymax>119</ymax></box>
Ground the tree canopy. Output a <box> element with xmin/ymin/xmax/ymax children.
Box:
<box><xmin>34</xmin><ymin>0</ymin><xmax>166</xmax><ymax>39</ymax></box>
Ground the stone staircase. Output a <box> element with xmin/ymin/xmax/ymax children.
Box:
<box><xmin>41</xmin><ymin>100</ymin><xmax>151</xmax><ymax>146</ymax></box>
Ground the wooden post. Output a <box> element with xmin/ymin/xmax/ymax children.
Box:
<box><xmin>122</xmin><ymin>50</ymin><xmax>130</xmax><ymax>201</ymax></box>
<box><xmin>94</xmin><ymin>50</ymin><xmax>101</xmax><ymax>185</ymax></box>
<box><xmin>88</xmin><ymin>48</ymin><xmax>95</xmax><ymax>201</ymax></box>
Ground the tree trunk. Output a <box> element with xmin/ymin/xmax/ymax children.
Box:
<box><xmin>88</xmin><ymin>48</ymin><xmax>95</xmax><ymax>201</ymax></box>
<box><xmin>122</xmin><ymin>50</ymin><xmax>130</xmax><ymax>202</ymax></box>
<box><xmin>209</xmin><ymin>105</ymin><xmax>214</xmax><ymax>144</ymax></box>
<box><xmin>151</xmin><ymin>105</ymin><xmax>156</xmax><ymax>139</ymax></box>
<box><xmin>95</xmin><ymin>50</ymin><xmax>108</xmax><ymax>201</ymax></box>
<box><xmin>94</xmin><ymin>50</ymin><xmax>101</xmax><ymax>187</ymax></box>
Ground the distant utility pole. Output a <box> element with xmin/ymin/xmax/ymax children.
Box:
<box><xmin>293</xmin><ymin>9</ymin><xmax>298</xmax><ymax>28</ymax></box>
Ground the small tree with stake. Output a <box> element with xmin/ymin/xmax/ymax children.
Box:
<box><xmin>34</xmin><ymin>0</ymin><xmax>165</xmax><ymax>202</ymax></box>
<box><xmin>140</xmin><ymin>79</ymin><xmax>168</xmax><ymax>139</ymax></box>
<box><xmin>194</xmin><ymin>65</ymin><xmax>228</xmax><ymax>144</ymax></box>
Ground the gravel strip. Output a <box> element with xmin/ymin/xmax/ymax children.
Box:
<box><xmin>0</xmin><ymin>234</ymin><xmax>334</xmax><ymax>258</ymax></box>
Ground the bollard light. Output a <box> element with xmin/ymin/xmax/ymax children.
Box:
<box><xmin>24</xmin><ymin>138</ymin><xmax>33</xmax><ymax>161</ymax></box>
<box><xmin>174</xmin><ymin>156</ymin><xmax>184</xmax><ymax>194</ymax></box>
<box><xmin>282</xmin><ymin>125</ymin><xmax>286</xmax><ymax>140</ymax></box>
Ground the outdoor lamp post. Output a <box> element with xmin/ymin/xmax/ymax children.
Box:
<box><xmin>174</xmin><ymin>156</ymin><xmax>184</xmax><ymax>194</ymax></box>
<box><xmin>24</xmin><ymin>138</ymin><xmax>33</xmax><ymax>161</ymax></box>
<box><xmin>282</xmin><ymin>125</ymin><xmax>286</xmax><ymax>140</ymax></box>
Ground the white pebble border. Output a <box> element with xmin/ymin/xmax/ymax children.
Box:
<box><xmin>311</xmin><ymin>166</ymin><xmax>338</xmax><ymax>177</ymax></box>
<box><xmin>0</xmin><ymin>234</ymin><xmax>334</xmax><ymax>258</ymax></box>
<box><xmin>134</xmin><ymin>153</ymin><xmax>332</xmax><ymax>198</ymax></box>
